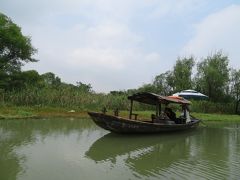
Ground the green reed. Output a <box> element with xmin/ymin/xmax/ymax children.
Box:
<box><xmin>0</xmin><ymin>87</ymin><xmax>237</xmax><ymax>115</ymax></box>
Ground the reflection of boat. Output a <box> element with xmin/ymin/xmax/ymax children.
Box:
<box><xmin>85</xmin><ymin>133</ymin><xmax>163</xmax><ymax>162</ymax></box>
<box><xmin>88</xmin><ymin>92</ymin><xmax>200</xmax><ymax>134</ymax></box>
<box><xmin>85</xmin><ymin>131</ymin><xmax>196</xmax><ymax>175</ymax></box>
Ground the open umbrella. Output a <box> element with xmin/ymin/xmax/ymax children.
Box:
<box><xmin>172</xmin><ymin>89</ymin><xmax>208</xmax><ymax>100</ymax></box>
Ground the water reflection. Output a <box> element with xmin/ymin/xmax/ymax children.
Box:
<box><xmin>0</xmin><ymin>119</ymin><xmax>240</xmax><ymax>180</ymax></box>
<box><xmin>0</xmin><ymin>118</ymin><xmax>98</xmax><ymax>180</ymax></box>
<box><xmin>86</xmin><ymin>124</ymin><xmax>240</xmax><ymax>179</ymax></box>
<box><xmin>86</xmin><ymin>131</ymin><xmax>196</xmax><ymax>177</ymax></box>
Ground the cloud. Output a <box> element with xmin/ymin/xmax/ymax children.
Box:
<box><xmin>70</xmin><ymin>48</ymin><xmax>127</xmax><ymax>70</ymax></box>
<box><xmin>66</xmin><ymin>49</ymin><xmax>162</xmax><ymax>92</ymax></box>
<box><xmin>182</xmin><ymin>4</ymin><xmax>240</xmax><ymax>68</ymax></box>
<box><xmin>66</xmin><ymin>44</ymin><xmax>162</xmax><ymax>91</ymax></box>
<box><xmin>20</xmin><ymin>15</ymin><xmax>162</xmax><ymax>92</ymax></box>
<box><xmin>83</xmin><ymin>21</ymin><xmax>143</xmax><ymax>48</ymax></box>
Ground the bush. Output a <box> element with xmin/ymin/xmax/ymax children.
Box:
<box><xmin>191</xmin><ymin>100</ymin><xmax>234</xmax><ymax>114</ymax></box>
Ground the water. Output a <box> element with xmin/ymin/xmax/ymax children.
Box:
<box><xmin>0</xmin><ymin>118</ymin><xmax>240</xmax><ymax>180</ymax></box>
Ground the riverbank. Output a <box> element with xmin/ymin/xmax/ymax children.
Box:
<box><xmin>1</xmin><ymin>106</ymin><xmax>240</xmax><ymax>121</ymax></box>
<box><xmin>0</xmin><ymin>106</ymin><xmax>89</xmax><ymax>119</ymax></box>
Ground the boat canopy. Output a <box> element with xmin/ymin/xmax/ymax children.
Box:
<box><xmin>128</xmin><ymin>92</ymin><xmax>191</xmax><ymax>105</ymax></box>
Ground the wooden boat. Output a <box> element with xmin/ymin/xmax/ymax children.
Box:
<box><xmin>88</xmin><ymin>92</ymin><xmax>200</xmax><ymax>134</ymax></box>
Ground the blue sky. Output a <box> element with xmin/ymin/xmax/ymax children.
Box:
<box><xmin>1</xmin><ymin>0</ymin><xmax>240</xmax><ymax>92</ymax></box>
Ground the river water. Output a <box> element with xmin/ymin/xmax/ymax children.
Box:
<box><xmin>0</xmin><ymin>118</ymin><xmax>240</xmax><ymax>180</ymax></box>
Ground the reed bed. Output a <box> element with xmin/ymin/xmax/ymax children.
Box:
<box><xmin>0</xmin><ymin>87</ymin><xmax>236</xmax><ymax>115</ymax></box>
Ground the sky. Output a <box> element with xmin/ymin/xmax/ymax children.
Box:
<box><xmin>1</xmin><ymin>0</ymin><xmax>240</xmax><ymax>92</ymax></box>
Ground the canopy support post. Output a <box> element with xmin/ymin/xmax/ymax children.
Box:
<box><xmin>156</xmin><ymin>102</ymin><xmax>161</xmax><ymax>117</ymax></box>
<box><xmin>183</xmin><ymin>105</ymin><xmax>186</xmax><ymax>118</ymax></box>
<box><xmin>159</xmin><ymin>103</ymin><xmax>161</xmax><ymax>116</ymax></box>
<box><xmin>129</xmin><ymin>100</ymin><xmax>133</xmax><ymax>119</ymax></box>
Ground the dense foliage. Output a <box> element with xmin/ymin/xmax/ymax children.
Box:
<box><xmin>0</xmin><ymin>13</ymin><xmax>37</xmax><ymax>90</ymax></box>
<box><xmin>172</xmin><ymin>57</ymin><xmax>195</xmax><ymax>92</ymax></box>
<box><xmin>195</xmin><ymin>52</ymin><xmax>230</xmax><ymax>102</ymax></box>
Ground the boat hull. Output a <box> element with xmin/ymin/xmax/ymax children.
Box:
<box><xmin>88</xmin><ymin>112</ymin><xmax>200</xmax><ymax>134</ymax></box>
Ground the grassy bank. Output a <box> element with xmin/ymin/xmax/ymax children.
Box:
<box><xmin>1</xmin><ymin>106</ymin><xmax>240</xmax><ymax>122</ymax></box>
<box><xmin>0</xmin><ymin>106</ymin><xmax>89</xmax><ymax>119</ymax></box>
<box><xmin>191</xmin><ymin>113</ymin><xmax>240</xmax><ymax>122</ymax></box>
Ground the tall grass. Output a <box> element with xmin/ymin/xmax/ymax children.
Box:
<box><xmin>191</xmin><ymin>100</ymin><xmax>235</xmax><ymax>114</ymax></box>
<box><xmin>0</xmin><ymin>87</ymin><xmax>236</xmax><ymax>114</ymax></box>
<box><xmin>0</xmin><ymin>87</ymin><xmax>130</xmax><ymax>111</ymax></box>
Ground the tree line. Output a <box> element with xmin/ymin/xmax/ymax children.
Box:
<box><xmin>1</xmin><ymin>12</ymin><xmax>240</xmax><ymax>114</ymax></box>
<box><xmin>136</xmin><ymin>52</ymin><xmax>239</xmax><ymax>103</ymax></box>
<box><xmin>110</xmin><ymin>53</ymin><xmax>240</xmax><ymax>114</ymax></box>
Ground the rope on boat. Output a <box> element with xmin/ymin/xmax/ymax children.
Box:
<box><xmin>200</xmin><ymin>119</ymin><xmax>207</xmax><ymax>127</ymax></box>
<box><xmin>191</xmin><ymin>115</ymin><xmax>207</xmax><ymax>127</ymax></box>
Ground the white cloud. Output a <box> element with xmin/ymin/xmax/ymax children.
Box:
<box><xmin>83</xmin><ymin>21</ymin><xmax>143</xmax><ymax>48</ymax></box>
<box><xmin>182</xmin><ymin>4</ymin><xmax>240</xmax><ymax>68</ymax></box>
<box><xmin>21</xmin><ymin>16</ymin><xmax>162</xmax><ymax>92</ymax></box>
<box><xmin>145</xmin><ymin>53</ymin><xmax>161</xmax><ymax>63</ymax></box>
<box><xmin>70</xmin><ymin>48</ymin><xmax>126</xmax><ymax>70</ymax></box>
<box><xmin>65</xmin><ymin>48</ymin><xmax>162</xmax><ymax>92</ymax></box>
<box><xmin>65</xmin><ymin>20</ymin><xmax>145</xmax><ymax>71</ymax></box>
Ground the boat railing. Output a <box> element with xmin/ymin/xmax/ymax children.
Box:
<box><xmin>129</xmin><ymin>113</ymin><xmax>138</xmax><ymax>120</ymax></box>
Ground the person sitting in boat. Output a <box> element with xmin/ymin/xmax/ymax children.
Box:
<box><xmin>180</xmin><ymin>105</ymin><xmax>191</xmax><ymax>123</ymax></box>
<box><xmin>164</xmin><ymin>107</ymin><xmax>176</xmax><ymax>121</ymax></box>
<box><xmin>152</xmin><ymin>112</ymin><xmax>171</xmax><ymax>124</ymax></box>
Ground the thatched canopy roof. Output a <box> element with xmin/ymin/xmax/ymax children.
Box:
<box><xmin>128</xmin><ymin>92</ymin><xmax>191</xmax><ymax>105</ymax></box>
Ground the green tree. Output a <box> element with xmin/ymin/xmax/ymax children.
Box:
<box><xmin>21</xmin><ymin>70</ymin><xmax>42</xmax><ymax>86</ymax></box>
<box><xmin>195</xmin><ymin>52</ymin><xmax>230</xmax><ymax>102</ymax></box>
<box><xmin>0</xmin><ymin>13</ymin><xmax>37</xmax><ymax>89</ymax></box>
<box><xmin>8</xmin><ymin>70</ymin><xmax>42</xmax><ymax>90</ymax></box>
<box><xmin>138</xmin><ymin>83</ymin><xmax>157</xmax><ymax>93</ymax></box>
<box><xmin>172</xmin><ymin>57</ymin><xmax>195</xmax><ymax>92</ymax></box>
<box><xmin>76</xmin><ymin>82</ymin><xmax>92</xmax><ymax>93</ymax></box>
<box><xmin>230</xmin><ymin>69</ymin><xmax>240</xmax><ymax>114</ymax></box>
<box><xmin>41</xmin><ymin>72</ymin><xmax>61</xmax><ymax>88</ymax></box>
<box><xmin>153</xmin><ymin>71</ymin><xmax>174</xmax><ymax>95</ymax></box>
